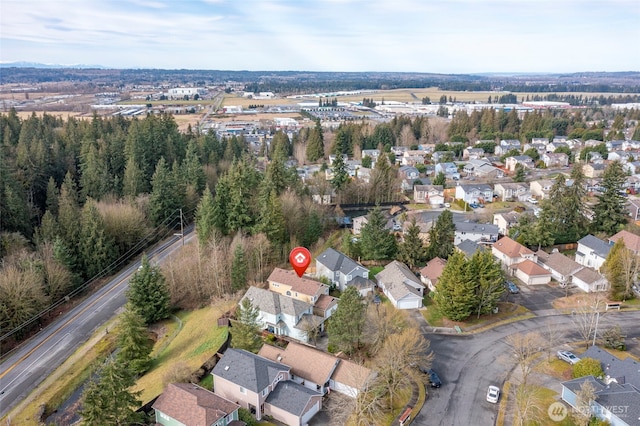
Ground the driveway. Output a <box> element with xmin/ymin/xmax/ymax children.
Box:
<box><xmin>506</xmin><ymin>282</ymin><xmax>568</xmax><ymax>312</ymax></box>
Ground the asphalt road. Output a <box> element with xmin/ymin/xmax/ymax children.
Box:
<box><xmin>0</xmin><ymin>232</ymin><xmax>194</xmax><ymax>418</ymax></box>
<box><xmin>413</xmin><ymin>311</ymin><xmax>640</xmax><ymax>426</ymax></box>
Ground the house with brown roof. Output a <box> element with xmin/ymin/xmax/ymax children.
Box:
<box><xmin>420</xmin><ymin>257</ymin><xmax>447</xmax><ymax>292</ymax></box>
<box><xmin>258</xmin><ymin>342</ymin><xmax>340</xmax><ymax>396</ymax></box>
<box><xmin>212</xmin><ymin>349</ymin><xmax>322</xmax><ymax>425</ymax></box>
<box><xmin>329</xmin><ymin>358</ymin><xmax>376</xmax><ymax>398</ymax></box>
<box><xmin>375</xmin><ymin>261</ymin><xmax>425</xmax><ymax>309</ymax></box>
<box><xmin>491</xmin><ymin>236</ymin><xmax>536</xmax><ymax>275</ymax></box>
<box><xmin>609</xmin><ymin>230</ymin><xmax>640</xmax><ymax>255</ymax></box>
<box><xmin>153</xmin><ymin>383</ymin><xmax>241</xmax><ymax>426</ymax></box>
<box><xmin>514</xmin><ymin>259</ymin><xmax>551</xmax><ymax>285</ymax></box>
<box><xmin>267</xmin><ymin>268</ymin><xmax>329</xmax><ymax>305</ymax></box>
<box><xmin>536</xmin><ymin>250</ymin><xmax>583</xmax><ymax>285</ymax></box>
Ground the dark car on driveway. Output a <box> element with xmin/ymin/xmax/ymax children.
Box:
<box><xmin>506</xmin><ymin>281</ymin><xmax>519</xmax><ymax>294</ymax></box>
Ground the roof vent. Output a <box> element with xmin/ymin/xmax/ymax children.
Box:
<box><xmin>277</xmin><ymin>356</ymin><xmax>282</xmax><ymax>362</ymax></box>
<box><xmin>224</xmin><ymin>366</ymin><xmax>230</xmax><ymax>371</ymax></box>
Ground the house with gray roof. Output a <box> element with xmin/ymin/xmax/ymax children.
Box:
<box><xmin>575</xmin><ymin>235</ymin><xmax>611</xmax><ymax>271</ymax></box>
<box><xmin>240</xmin><ymin>286</ymin><xmax>323</xmax><ymax>343</ymax></box>
<box><xmin>572</xmin><ymin>267</ymin><xmax>609</xmax><ymax>293</ymax></box>
<box><xmin>454</xmin><ymin>222</ymin><xmax>499</xmax><ymax>245</ymax></box>
<box><xmin>455</xmin><ymin>239</ymin><xmax>484</xmax><ymax>259</ymax></box>
<box><xmin>315</xmin><ymin>248</ymin><xmax>372</xmax><ymax>296</ymax></box>
<box><xmin>561</xmin><ymin>346</ymin><xmax>640</xmax><ymax>426</ymax></box>
<box><xmin>455</xmin><ymin>183</ymin><xmax>494</xmax><ymax>204</ymax></box>
<box><xmin>212</xmin><ymin>349</ymin><xmax>322</xmax><ymax>425</ymax></box>
<box><xmin>375</xmin><ymin>261</ymin><xmax>424</xmax><ymax>309</ymax></box>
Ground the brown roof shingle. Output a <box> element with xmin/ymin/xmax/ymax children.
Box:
<box><xmin>258</xmin><ymin>341</ymin><xmax>339</xmax><ymax>386</ymax></box>
<box><xmin>419</xmin><ymin>257</ymin><xmax>447</xmax><ymax>284</ymax></box>
<box><xmin>152</xmin><ymin>383</ymin><xmax>239</xmax><ymax>425</ymax></box>
<box><xmin>492</xmin><ymin>236</ymin><xmax>534</xmax><ymax>258</ymax></box>
<box><xmin>516</xmin><ymin>259</ymin><xmax>550</xmax><ymax>276</ymax></box>
<box><xmin>609</xmin><ymin>230</ymin><xmax>640</xmax><ymax>254</ymax></box>
<box><xmin>331</xmin><ymin>359</ymin><xmax>374</xmax><ymax>390</ymax></box>
<box><xmin>268</xmin><ymin>267</ymin><xmax>327</xmax><ymax>297</ymax></box>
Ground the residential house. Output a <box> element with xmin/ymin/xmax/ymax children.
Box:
<box><xmin>542</xmin><ymin>152</ymin><xmax>569</xmax><ymax>168</ymax></box>
<box><xmin>609</xmin><ymin>230</ymin><xmax>640</xmax><ymax>255</ymax></box>
<box><xmin>530</xmin><ymin>179</ymin><xmax>554</xmax><ymax>199</ymax></box>
<box><xmin>606</xmin><ymin>140</ymin><xmax>625</xmax><ymax>151</ymax></box>
<box><xmin>546</xmin><ymin>142</ymin><xmax>569</xmax><ymax>153</ymax></box>
<box><xmin>475</xmin><ymin>163</ymin><xmax>504</xmax><ymax>179</ymax></box>
<box><xmin>536</xmin><ymin>250</ymin><xmax>583</xmax><ymax>285</ymax></box>
<box><xmin>627</xmin><ymin>198</ymin><xmax>640</xmax><ymax>221</ymax></box>
<box><xmin>361</xmin><ymin>149</ymin><xmax>380</xmax><ymax>163</ymax></box>
<box><xmin>515</xmin><ymin>259</ymin><xmax>552</xmax><ymax>285</ymax></box>
<box><xmin>523</xmin><ymin>142</ymin><xmax>547</xmax><ymax>156</ymax></box>
<box><xmin>375</xmin><ymin>261</ymin><xmax>425</xmax><ymax>309</ymax></box>
<box><xmin>212</xmin><ymin>349</ymin><xmax>322</xmax><ymax>425</ymax></box>
<box><xmin>267</xmin><ymin>268</ymin><xmax>329</xmax><ymax>304</ymax></box>
<box><xmin>329</xmin><ymin>358</ymin><xmax>376</xmax><ymax>398</ymax></box>
<box><xmin>391</xmin><ymin>146</ymin><xmax>409</xmax><ymax>157</ymax></box>
<box><xmin>398</xmin><ymin>165</ymin><xmax>420</xmax><ymax>181</ymax></box>
<box><xmin>153</xmin><ymin>383</ymin><xmax>240</xmax><ymax>426</ymax></box>
<box><xmin>454</xmin><ymin>222</ymin><xmax>499</xmax><ymax>245</ymax></box>
<box><xmin>553</xmin><ymin>136</ymin><xmax>568</xmax><ymax>143</ymax></box>
<box><xmin>492</xmin><ymin>236</ymin><xmax>536</xmax><ymax>274</ymax></box>
<box><xmin>420</xmin><ymin>257</ymin><xmax>447</xmax><ymax>292</ymax></box>
<box><xmin>309</xmin><ymin>187</ymin><xmax>335</xmax><ymax>205</ymax></box>
<box><xmin>505</xmin><ymin>155</ymin><xmax>534</xmax><ymax>172</ymax></box>
<box><xmin>414</xmin><ymin>184</ymin><xmax>444</xmax><ymax>206</ymax></box>
<box><xmin>463</xmin><ymin>158</ymin><xmax>490</xmax><ymax>175</ymax></box>
<box><xmin>401</xmin><ymin>176</ymin><xmax>430</xmax><ymax>192</ymax></box>
<box><xmin>315</xmin><ymin>248</ymin><xmax>373</xmax><ymax>295</ymax></box>
<box><xmin>561</xmin><ymin>376</ymin><xmax>640</xmax><ymax>426</ymax></box>
<box><xmin>608</xmin><ymin>151</ymin><xmax>633</xmax><ymax>163</ymax></box>
<box><xmin>402</xmin><ymin>150</ymin><xmax>427</xmax><ymax>166</ymax></box>
<box><xmin>432</xmin><ymin>151</ymin><xmax>456</xmax><ymax>163</ymax></box>
<box><xmin>623</xmin><ymin>161</ymin><xmax>640</xmax><ymax>175</ymax></box>
<box><xmin>493</xmin><ymin>211</ymin><xmax>521</xmax><ymax>235</ymax></box>
<box><xmin>240</xmin><ymin>286</ymin><xmax>323</xmax><ymax>343</ymax></box>
<box><xmin>495</xmin><ymin>139</ymin><xmax>521</xmax><ymax>155</ymax></box>
<box><xmin>575</xmin><ymin>235</ymin><xmax>611</xmax><ymax>271</ymax></box>
<box><xmin>455</xmin><ymin>183</ymin><xmax>494</xmax><ymax>204</ymax></box>
<box><xmin>494</xmin><ymin>182</ymin><xmax>529</xmax><ymax>202</ymax></box>
<box><xmin>434</xmin><ymin>162</ymin><xmax>458</xmax><ymax>176</ymax></box>
<box><xmin>583</xmin><ymin>162</ymin><xmax>606</xmax><ymax>178</ymax></box>
<box><xmin>328</xmin><ymin>154</ymin><xmax>348</xmax><ymax>166</ymax></box>
<box><xmin>572</xmin><ymin>267</ymin><xmax>608</xmax><ymax>293</ymax></box>
<box><xmin>530</xmin><ymin>137</ymin><xmax>549</xmax><ymax>145</ymax></box>
<box><xmin>456</xmin><ymin>239</ymin><xmax>484</xmax><ymax>258</ymax></box>
<box><xmin>623</xmin><ymin>140</ymin><xmax>640</xmax><ymax>150</ymax></box>
<box><xmin>463</xmin><ymin>147</ymin><xmax>485</xmax><ymax>160</ymax></box>
<box><xmin>258</xmin><ymin>342</ymin><xmax>339</xmax><ymax>395</ymax></box>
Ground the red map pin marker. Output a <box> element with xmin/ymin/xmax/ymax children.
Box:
<box><xmin>289</xmin><ymin>247</ymin><xmax>311</xmax><ymax>277</ymax></box>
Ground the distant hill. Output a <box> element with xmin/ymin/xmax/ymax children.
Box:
<box><xmin>0</xmin><ymin>61</ymin><xmax>106</xmax><ymax>69</ymax></box>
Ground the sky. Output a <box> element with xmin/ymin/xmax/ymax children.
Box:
<box><xmin>1</xmin><ymin>0</ymin><xmax>639</xmax><ymax>74</ymax></box>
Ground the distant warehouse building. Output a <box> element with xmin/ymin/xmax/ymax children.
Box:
<box><xmin>167</xmin><ymin>87</ymin><xmax>206</xmax><ymax>99</ymax></box>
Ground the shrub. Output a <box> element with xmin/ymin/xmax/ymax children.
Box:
<box><xmin>573</xmin><ymin>357</ymin><xmax>604</xmax><ymax>379</ymax></box>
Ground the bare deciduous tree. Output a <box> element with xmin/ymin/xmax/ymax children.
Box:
<box><xmin>363</xmin><ymin>303</ymin><xmax>408</xmax><ymax>354</ymax></box>
<box><xmin>541</xmin><ymin>318</ymin><xmax>562</xmax><ymax>361</ymax></box>
<box><xmin>571</xmin><ymin>379</ymin><xmax>597</xmax><ymax>426</ymax></box>
<box><xmin>513</xmin><ymin>384</ymin><xmax>544</xmax><ymax>426</ymax></box>
<box><xmin>571</xmin><ymin>294</ymin><xmax>607</xmax><ymax>349</ymax></box>
<box><xmin>505</xmin><ymin>332</ymin><xmax>543</xmax><ymax>385</ymax></box>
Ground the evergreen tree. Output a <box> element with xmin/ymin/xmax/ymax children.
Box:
<box><xmin>257</xmin><ymin>189</ymin><xmax>288</xmax><ymax>247</ymax></box>
<box><xmin>195</xmin><ymin>185</ymin><xmax>217</xmax><ymax>246</ymax></box>
<box><xmin>306</xmin><ymin>120</ymin><xmax>325</xmax><ymax>162</ymax></box>
<box><xmin>231</xmin><ymin>245</ymin><xmax>248</xmax><ymax>292</ymax></box>
<box><xmin>360</xmin><ymin>206</ymin><xmax>397</xmax><ymax>260</ymax></box>
<box><xmin>180</xmin><ymin>140</ymin><xmax>206</xmax><ymax>195</ymax></box>
<box><xmin>513</xmin><ymin>163</ymin><xmax>526</xmax><ymax>182</ymax></box>
<box><xmin>300</xmin><ymin>211</ymin><xmax>323</xmax><ymax>249</ymax></box>
<box><xmin>122</xmin><ymin>156</ymin><xmax>144</xmax><ymax>198</ymax></box>
<box><xmin>232</xmin><ymin>298</ymin><xmax>262</xmax><ymax>352</ymax></box>
<box><xmin>265</xmin><ymin>155</ymin><xmax>289</xmax><ymax>196</ymax></box>
<box><xmin>433</xmin><ymin>171</ymin><xmax>446</xmax><ymax>187</ymax></box>
<box><xmin>399</xmin><ymin>217</ymin><xmax>426</xmax><ymax>269</ymax></box>
<box><xmin>80</xmin><ymin>358</ymin><xmax>143</xmax><ymax>426</ymax></box>
<box><xmin>426</xmin><ymin>210</ymin><xmax>455</xmax><ymax>260</ymax></box>
<box><xmin>212</xmin><ymin>176</ymin><xmax>230</xmax><ymax>234</ymax></box>
<box><xmin>116</xmin><ymin>305</ymin><xmax>153</xmax><ymax>375</ymax></box>
<box><xmin>433</xmin><ymin>251</ymin><xmax>476</xmax><ymax>321</ymax></box>
<box><xmin>126</xmin><ymin>255</ymin><xmax>171</xmax><ymax>325</ymax></box>
<box><xmin>330</xmin><ymin>153</ymin><xmax>350</xmax><ymax>192</ymax></box>
<box><xmin>149</xmin><ymin>157</ymin><xmax>182</xmax><ymax>227</ymax></box>
<box><xmin>327</xmin><ymin>286</ymin><xmax>366</xmax><ymax>354</ymax></box>
<box><xmin>592</xmin><ymin>161</ymin><xmax>628</xmax><ymax>235</ymax></box>
<box><xmin>469</xmin><ymin>249</ymin><xmax>505</xmax><ymax>318</ymax></box>
<box><xmin>225</xmin><ymin>158</ymin><xmax>262</xmax><ymax>232</ymax></box>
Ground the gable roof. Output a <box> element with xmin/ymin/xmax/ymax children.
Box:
<box><xmin>316</xmin><ymin>248</ymin><xmax>366</xmax><ymax>276</ymax></box>
<box><xmin>241</xmin><ymin>286</ymin><xmax>311</xmax><ymax>318</ymax></box>
<box><xmin>212</xmin><ymin>348</ymin><xmax>290</xmax><ymax>393</ymax></box>
<box><xmin>456</xmin><ymin>239</ymin><xmax>483</xmax><ymax>258</ymax></box>
<box><xmin>581</xmin><ymin>346</ymin><xmax>640</xmax><ymax>390</ymax></box>
<box><xmin>609</xmin><ymin>230</ymin><xmax>640</xmax><ymax>253</ymax></box>
<box><xmin>265</xmin><ymin>381</ymin><xmax>321</xmax><ymax>416</ymax></box>
<box><xmin>516</xmin><ymin>259</ymin><xmax>550</xmax><ymax>276</ymax></box>
<box><xmin>454</xmin><ymin>222</ymin><xmax>499</xmax><ymax>234</ymax></box>
<box><xmin>258</xmin><ymin>342</ymin><xmax>339</xmax><ymax>386</ymax></box>
<box><xmin>152</xmin><ymin>383</ymin><xmax>239</xmax><ymax>426</ymax></box>
<box><xmin>375</xmin><ymin>260</ymin><xmax>423</xmax><ymax>301</ymax></box>
<box><xmin>314</xmin><ymin>294</ymin><xmax>337</xmax><ymax>312</ymax></box>
<box><xmin>536</xmin><ymin>251</ymin><xmax>583</xmax><ymax>276</ymax></box>
<box><xmin>572</xmin><ymin>267</ymin><xmax>606</xmax><ymax>285</ymax></box>
<box><xmin>492</xmin><ymin>236</ymin><xmax>534</xmax><ymax>258</ymax></box>
<box><xmin>268</xmin><ymin>268</ymin><xmax>327</xmax><ymax>296</ymax></box>
<box><xmin>562</xmin><ymin>376</ymin><xmax>640</xmax><ymax>422</ymax></box>
<box><xmin>458</xmin><ymin>183</ymin><xmax>493</xmax><ymax>193</ymax></box>
<box><xmin>420</xmin><ymin>257</ymin><xmax>447</xmax><ymax>283</ymax></box>
<box><xmin>331</xmin><ymin>359</ymin><xmax>374</xmax><ymax>390</ymax></box>
<box><xmin>577</xmin><ymin>235</ymin><xmax>612</xmax><ymax>258</ymax></box>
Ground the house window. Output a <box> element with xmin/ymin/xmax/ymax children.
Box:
<box><xmin>240</xmin><ymin>386</ymin><xmax>246</xmax><ymax>394</ymax></box>
<box><xmin>286</xmin><ymin>291</ymin><xmax>291</xmax><ymax>296</ymax></box>
<box><xmin>262</xmin><ymin>388</ymin><xmax>268</xmax><ymax>397</ymax></box>
<box><xmin>272</xmin><ymin>283</ymin><xmax>279</xmax><ymax>287</ymax></box>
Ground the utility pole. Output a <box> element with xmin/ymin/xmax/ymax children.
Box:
<box><xmin>174</xmin><ymin>209</ymin><xmax>184</xmax><ymax>246</ymax></box>
<box><xmin>592</xmin><ymin>310</ymin><xmax>600</xmax><ymax>347</ymax></box>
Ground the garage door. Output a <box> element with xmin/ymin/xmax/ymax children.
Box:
<box><xmin>397</xmin><ymin>297</ymin><xmax>420</xmax><ymax>310</ymax></box>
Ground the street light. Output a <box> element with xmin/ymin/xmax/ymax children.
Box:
<box><xmin>592</xmin><ymin>311</ymin><xmax>600</xmax><ymax>347</ymax></box>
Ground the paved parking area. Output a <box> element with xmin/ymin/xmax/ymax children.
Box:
<box><xmin>505</xmin><ymin>282</ymin><xmax>570</xmax><ymax>312</ymax></box>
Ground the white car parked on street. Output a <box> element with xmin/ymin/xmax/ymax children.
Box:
<box><xmin>486</xmin><ymin>385</ymin><xmax>500</xmax><ymax>403</ymax></box>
